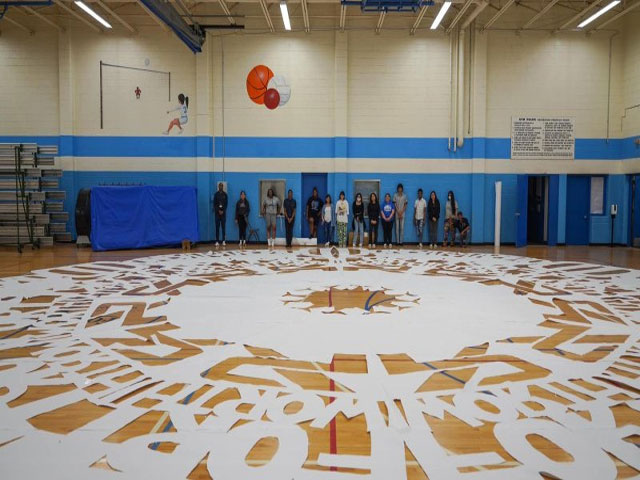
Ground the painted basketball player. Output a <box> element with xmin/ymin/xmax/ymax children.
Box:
<box><xmin>163</xmin><ymin>93</ymin><xmax>188</xmax><ymax>135</ymax></box>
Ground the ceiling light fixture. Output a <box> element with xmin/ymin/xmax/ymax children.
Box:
<box><xmin>74</xmin><ymin>1</ymin><xmax>112</xmax><ymax>28</ymax></box>
<box><xmin>431</xmin><ymin>1</ymin><xmax>452</xmax><ymax>30</ymax></box>
<box><xmin>577</xmin><ymin>0</ymin><xmax>620</xmax><ymax>28</ymax></box>
<box><xmin>280</xmin><ymin>1</ymin><xmax>291</xmax><ymax>31</ymax></box>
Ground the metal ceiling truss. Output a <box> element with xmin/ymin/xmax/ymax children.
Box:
<box><xmin>409</xmin><ymin>4</ymin><xmax>428</xmax><ymax>34</ymax></box>
<box><xmin>258</xmin><ymin>0</ymin><xmax>274</xmax><ymax>31</ymax></box>
<box><xmin>301</xmin><ymin>0</ymin><xmax>310</xmax><ymax>32</ymax></box>
<box><xmin>21</xmin><ymin>4</ymin><xmax>63</xmax><ymax>30</ymax></box>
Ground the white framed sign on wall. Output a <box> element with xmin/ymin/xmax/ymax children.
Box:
<box><xmin>511</xmin><ymin>117</ymin><xmax>575</xmax><ymax>160</ymax></box>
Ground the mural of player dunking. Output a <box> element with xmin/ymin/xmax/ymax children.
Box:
<box><xmin>163</xmin><ymin>93</ymin><xmax>189</xmax><ymax>135</ymax></box>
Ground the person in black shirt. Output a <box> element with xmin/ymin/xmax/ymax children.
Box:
<box><xmin>455</xmin><ymin>211</ymin><xmax>470</xmax><ymax>247</ymax></box>
<box><xmin>306</xmin><ymin>187</ymin><xmax>322</xmax><ymax>239</ymax></box>
<box><xmin>427</xmin><ymin>190</ymin><xmax>440</xmax><ymax>249</ymax></box>
<box><xmin>352</xmin><ymin>192</ymin><xmax>365</xmax><ymax>248</ymax></box>
<box><xmin>283</xmin><ymin>189</ymin><xmax>296</xmax><ymax>248</ymax></box>
<box><xmin>235</xmin><ymin>191</ymin><xmax>250</xmax><ymax>248</ymax></box>
<box><xmin>213</xmin><ymin>182</ymin><xmax>228</xmax><ymax>247</ymax></box>
<box><xmin>367</xmin><ymin>192</ymin><xmax>380</xmax><ymax>248</ymax></box>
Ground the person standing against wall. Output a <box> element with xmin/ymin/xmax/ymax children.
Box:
<box><xmin>321</xmin><ymin>194</ymin><xmax>334</xmax><ymax>247</ymax></box>
<box><xmin>283</xmin><ymin>189</ymin><xmax>296</xmax><ymax>248</ymax></box>
<box><xmin>262</xmin><ymin>188</ymin><xmax>281</xmax><ymax>249</ymax></box>
<box><xmin>352</xmin><ymin>193</ymin><xmax>365</xmax><ymax>248</ymax></box>
<box><xmin>367</xmin><ymin>192</ymin><xmax>380</xmax><ymax>249</ymax></box>
<box><xmin>427</xmin><ymin>190</ymin><xmax>440</xmax><ymax>249</ymax></box>
<box><xmin>413</xmin><ymin>188</ymin><xmax>427</xmax><ymax>249</ymax></box>
<box><xmin>213</xmin><ymin>182</ymin><xmax>228</xmax><ymax>248</ymax></box>
<box><xmin>443</xmin><ymin>190</ymin><xmax>458</xmax><ymax>247</ymax></box>
<box><xmin>235</xmin><ymin>191</ymin><xmax>250</xmax><ymax>249</ymax></box>
<box><xmin>393</xmin><ymin>183</ymin><xmax>408</xmax><ymax>247</ymax></box>
<box><xmin>306</xmin><ymin>187</ymin><xmax>322</xmax><ymax>240</ymax></box>
<box><xmin>335</xmin><ymin>191</ymin><xmax>350</xmax><ymax>248</ymax></box>
<box><xmin>381</xmin><ymin>193</ymin><xmax>395</xmax><ymax>248</ymax></box>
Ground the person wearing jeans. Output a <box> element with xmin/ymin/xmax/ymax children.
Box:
<box><xmin>413</xmin><ymin>188</ymin><xmax>427</xmax><ymax>248</ymax></box>
<box><xmin>427</xmin><ymin>190</ymin><xmax>440</xmax><ymax>249</ymax></box>
<box><xmin>352</xmin><ymin>192</ymin><xmax>365</xmax><ymax>247</ymax></box>
<box><xmin>393</xmin><ymin>183</ymin><xmax>408</xmax><ymax>246</ymax></box>
<box><xmin>213</xmin><ymin>182</ymin><xmax>228</xmax><ymax>247</ymax></box>
<box><xmin>456</xmin><ymin>211</ymin><xmax>471</xmax><ymax>247</ymax></box>
<box><xmin>321</xmin><ymin>194</ymin><xmax>334</xmax><ymax>246</ymax></box>
<box><xmin>380</xmin><ymin>193</ymin><xmax>395</xmax><ymax>248</ymax></box>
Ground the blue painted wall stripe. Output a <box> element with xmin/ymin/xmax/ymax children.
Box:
<box><xmin>2</xmin><ymin>135</ymin><xmax>638</xmax><ymax>160</ymax></box>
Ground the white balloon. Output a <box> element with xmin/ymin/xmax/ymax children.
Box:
<box><xmin>267</xmin><ymin>75</ymin><xmax>291</xmax><ymax>107</ymax></box>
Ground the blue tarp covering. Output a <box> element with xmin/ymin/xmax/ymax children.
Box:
<box><xmin>90</xmin><ymin>186</ymin><xmax>199</xmax><ymax>251</ymax></box>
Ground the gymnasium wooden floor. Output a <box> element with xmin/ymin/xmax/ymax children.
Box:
<box><xmin>0</xmin><ymin>243</ymin><xmax>638</xmax><ymax>479</ymax></box>
<box><xmin>1</xmin><ymin>243</ymin><xmax>639</xmax><ymax>278</ymax></box>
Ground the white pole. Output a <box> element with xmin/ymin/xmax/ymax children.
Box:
<box><xmin>494</xmin><ymin>181</ymin><xmax>502</xmax><ymax>253</ymax></box>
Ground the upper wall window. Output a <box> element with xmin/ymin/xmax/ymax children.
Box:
<box><xmin>590</xmin><ymin>176</ymin><xmax>605</xmax><ymax>215</ymax></box>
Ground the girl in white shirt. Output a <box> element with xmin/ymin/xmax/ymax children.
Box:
<box><xmin>321</xmin><ymin>195</ymin><xmax>334</xmax><ymax>247</ymax></box>
<box><xmin>335</xmin><ymin>191</ymin><xmax>350</xmax><ymax>248</ymax></box>
<box><xmin>163</xmin><ymin>93</ymin><xmax>189</xmax><ymax>135</ymax></box>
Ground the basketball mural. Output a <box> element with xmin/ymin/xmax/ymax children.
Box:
<box><xmin>246</xmin><ymin>65</ymin><xmax>291</xmax><ymax>110</ymax></box>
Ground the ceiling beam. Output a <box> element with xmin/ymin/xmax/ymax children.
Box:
<box><xmin>22</xmin><ymin>6</ymin><xmax>64</xmax><ymax>31</ymax></box>
<box><xmin>339</xmin><ymin>3</ymin><xmax>346</xmax><ymax>31</ymax></box>
<box><xmin>217</xmin><ymin>0</ymin><xmax>236</xmax><ymax>24</ymax></box>
<box><xmin>522</xmin><ymin>0</ymin><xmax>561</xmax><ymax>28</ymax></box>
<box><xmin>375</xmin><ymin>10</ymin><xmax>385</xmax><ymax>34</ymax></box>
<box><xmin>258</xmin><ymin>0</ymin><xmax>274</xmax><ymax>31</ymax></box>
<box><xmin>3</xmin><ymin>14</ymin><xmax>34</xmax><ymax>34</ymax></box>
<box><xmin>301</xmin><ymin>0</ymin><xmax>310</xmax><ymax>32</ymax></box>
<box><xmin>135</xmin><ymin>0</ymin><xmax>170</xmax><ymax>31</ymax></box>
<box><xmin>53</xmin><ymin>0</ymin><xmax>102</xmax><ymax>32</ymax></box>
<box><xmin>174</xmin><ymin>0</ymin><xmax>195</xmax><ymax>24</ymax></box>
<box><xmin>482</xmin><ymin>0</ymin><xmax>515</xmax><ymax>30</ymax></box>
<box><xmin>557</xmin><ymin>0</ymin><xmax>601</xmax><ymax>29</ymax></box>
<box><xmin>446</xmin><ymin>0</ymin><xmax>473</xmax><ymax>33</ymax></box>
<box><xmin>461</xmin><ymin>0</ymin><xmax>488</xmax><ymax>28</ymax></box>
<box><xmin>95</xmin><ymin>0</ymin><xmax>136</xmax><ymax>32</ymax></box>
<box><xmin>594</xmin><ymin>0</ymin><xmax>640</xmax><ymax>29</ymax></box>
<box><xmin>410</xmin><ymin>5</ymin><xmax>429</xmax><ymax>34</ymax></box>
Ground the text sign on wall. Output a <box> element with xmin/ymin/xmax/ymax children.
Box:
<box><xmin>511</xmin><ymin>117</ymin><xmax>575</xmax><ymax>160</ymax></box>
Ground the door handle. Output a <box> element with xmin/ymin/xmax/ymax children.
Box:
<box><xmin>584</xmin><ymin>215</ymin><xmax>587</xmax><ymax>219</ymax></box>
<box><xmin>515</xmin><ymin>213</ymin><xmax>520</xmax><ymax>217</ymax></box>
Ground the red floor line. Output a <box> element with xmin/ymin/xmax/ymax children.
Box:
<box><xmin>329</xmin><ymin>358</ymin><xmax>337</xmax><ymax>472</ymax></box>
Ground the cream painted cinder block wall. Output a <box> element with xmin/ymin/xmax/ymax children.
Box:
<box><xmin>214</xmin><ymin>32</ymin><xmax>335</xmax><ymax>138</ymax></box>
<box><xmin>347</xmin><ymin>31</ymin><xmax>451</xmax><ymax>138</ymax></box>
<box><xmin>0</xmin><ymin>22</ymin><xmax>635</xmax><ymax>143</ymax></box>
<box><xmin>0</xmin><ymin>30</ymin><xmax>59</xmax><ymax>135</ymax></box>
<box><xmin>485</xmin><ymin>31</ymin><xmax>619</xmax><ymax>139</ymax></box>
<box><xmin>69</xmin><ymin>28</ymin><xmax>196</xmax><ymax>136</ymax></box>
<box><xmin>621</xmin><ymin>12</ymin><xmax>640</xmax><ymax>139</ymax></box>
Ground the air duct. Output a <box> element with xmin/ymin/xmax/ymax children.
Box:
<box><xmin>138</xmin><ymin>0</ymin><xmax>205</xmax><ymax>52</ymax></box>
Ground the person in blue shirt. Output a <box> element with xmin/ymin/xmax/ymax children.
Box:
<box><xmin>380</xmin><ymin>193</ymin><xmax>395</xmax><ymax>248</ymax></box>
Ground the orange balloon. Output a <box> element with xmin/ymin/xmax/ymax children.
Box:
<box><xmin>246</xmin><ymin>65</ymin><xmax>274</xmax><ymax>105</ymax></box>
